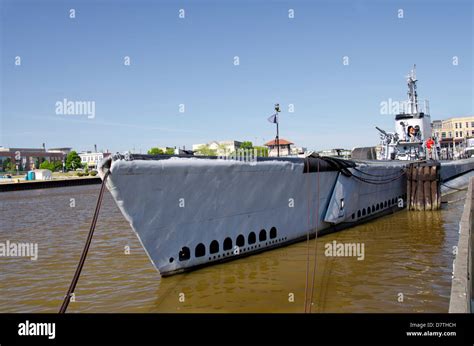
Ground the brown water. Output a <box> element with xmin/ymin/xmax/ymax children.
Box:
<box><xmin>0</xmin><ymin>185</ymin><xmax>464</xmax><ymax>313</ymax></box>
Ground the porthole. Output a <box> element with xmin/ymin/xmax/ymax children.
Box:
<box><xmin>179</xmin><ymin>247</ymin><xmax>190</xmax><ymax>261</ymax></box>
<box><xmin>169</xmin><ymin>257</ymin><xmax>174</xmax><ymax>263</ymax></box>
<box><xmin>259</xmin><ymin>229</ymin><xmax>267</xmax><ymax>242</ymax></box>
<box><xmin>372</xmin><ymin>205</ymin><xmax>375</xmax><ymax>213</ymax></box>
<box><xmin>367</xmin><ymin>207</ymin><xmax>371</xmax><ymax>215</ymax></box>
<box><xmin>384</xmin><ymin>201</ymin><xmax>388</xmax><ymax>208</ymax></box>
<box><xmin>223</xmin><ymin>237</ymin><xmax>232</xmax><ymax>251</ymax></box>
<box><xmin>236</xmin><ymin>234</ymin><xmax>245</xmax><ymax>247</ymax></box>
<box><xmin>248</xmin><ymin>232</ymin><xmax>256</xmax><ymax>244</ymax></box>
<box><xmin>362</xmin><ymin>208</ymin><xmax>366</xmax><ymax>216</ymax></box>
<box><xmin>210</xmin><ymin>240</ymin><xmax>219</xmax><ymax>254</ymax></box>
<box><xmin>195</xmin><ymin>243</ymin><xmax>205</xmax><ymax>257</ymax></box>
<box><xmin>352</xmin><ymin>213</ymin><xmax>355</xmax><ymax>220</ymax></box>
<box><xmin>357</xmin><ymin>210</ymin><xmax>361</xmax><ymax>218</ymax></box>
<box><xmin>270</xmin><ymin>227</ymin><xmax>277</xmax><ymax>239</ymax></box>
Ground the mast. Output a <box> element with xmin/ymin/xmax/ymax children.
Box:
<box><xmin>274</xmin><ymin>103</ymin><xmax>281</xmax><ymax>157</ymax></box>
<box><xmin>406</xmin><ymin>64</ymin><xmax>418</xmax><ymax>114</ymax></box>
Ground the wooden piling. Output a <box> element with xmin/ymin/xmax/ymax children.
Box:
<box><xmin>407</xmin><ymin>162</ymin><xmax>441</xmax><ymax>211</ymax></box>
<box><xmin>423</xmin><ymin>166</ymin><xmax>432</xmax><ymax>210</ymax></box>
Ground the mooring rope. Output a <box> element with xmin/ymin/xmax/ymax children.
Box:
<box><xmin>443</xmin><ymin>197</ymin><xmax>466</xmax><ymax>204</ymax></box>
<box><xmin>350</xmin><ymin>171</ymin><xmax>407</xmax><ymax>185</ymax></box>
<box><xmin>304</xmin><ymin>157</ymin><xmax>312</xmax><ymax>313</ymax></box>
<box><xmin>308</xmin><ymin>159</ymin><xmax>320</xmax><ymax>313</ymax></box>
<box><xmin>316</xmin><ymin>156</ymin><xmax>406</xmax><ymax>185</ymax></box>
<box><xmin>59</xmin><ymin>169</ymin><xmax>110</xmax><ymax>313</ymax></box>
<box><xmin>441</xmin><ymin>183</ymin><xmax>467</xmax><ymax>192</ymax></box>
<box><xmin>303</xmin><ymin>158</ymin><xmax>321</xmax><ymax>313</ymax></box>
<box><xmin>352</xmin><ymin>166</ymin><xmax>405</xmax><ymax>178</ymax></box>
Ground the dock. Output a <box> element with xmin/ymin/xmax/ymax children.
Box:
<box><xmin>407</xmin><ymin>162</ymin><xmax>441</xmax><ymax>211</ymax></box>
<box><xmin>449</xmin><ymin>177</ymin><xmax>473</xmax><ymax>313</ymax></box>
<box><xmin>0</xmin><ymin>177</ymin><xmax>101</xmax><ymax>192</ymax></box>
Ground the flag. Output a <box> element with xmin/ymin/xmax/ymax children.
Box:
<box><xmin>267</xmin><ymin>113</ymin><xmax>278</xmax><ymax>124</ymax></box>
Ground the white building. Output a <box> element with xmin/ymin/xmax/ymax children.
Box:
<box><xmin>79</xmin><ymin>151</ymin><xmax>111</xmax><ymax>169</ymax></box>
<box><xmin>318</xmin><ymin>148</ymin><xmax>351</xmax><ymax>159</ymax></box>
<box><xmin>264</xmin><ymin>138</ymin><xmax>306</xmax><ymax>157</ymax></box>
<box><xmin>192</xmin><ymin>140</ymin><xmax>242</xmax><ymax>156</ymax></box>
<box><xmin>34</xmin><ymin>169</ymin><xmax>52</xmax><ymax>180</ymax></box>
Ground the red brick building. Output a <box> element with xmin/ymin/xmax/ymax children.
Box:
<box><xmin>0</xmin><ymin>147</ymin><xmax>69</xmax><ymax>171</ymax></box>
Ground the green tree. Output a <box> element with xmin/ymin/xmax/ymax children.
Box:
<box><xmin>2</xmin><ymin>158</ymin><xmax>11</xmax><ymax>172</ymax></box>
<box><xmin>4</xmin><ymin>158</ymin><xmax>16</xmax><ymax>172</ymax></box>
<box><xmin>148</xmin><ymin>147</ymin><xmax>164</xmax><ymax>155</ymax></box>
<box><xmin>53</xmin><ymin>160</ymin><xmax>63</xmax><ymax>172</ymax></box>
<box><xmin>254</xmin><ymin>146</ymin><xmax>269</xmax><ymax>157</ymax></box>
<box><xmin>65</xmin><ymin>151</ymin><xmax>82</xmax><ymax>171</ymax></box>
<box><xmin>195</xmin><ymin>144</ymin><xmax>217</xmax><ymax>156</ymax></box>
<box><xmin>165</xmin><ymin>148</ymin><xmax>175</xmax><ymax>155</ymax></box>
<box><xmin>240</xmin><ymin>141</ymin><xmax>253</xmax><ymax>150</ymax></box>
<box><xmin>39</xmin><ymin>160</ymin><xmax>54</xmax><ymax>171</ymax></box>
<box><xmin>7</xmin><ymin>161</ymin><xmax>16</xmax><ymax>172</ymax></box>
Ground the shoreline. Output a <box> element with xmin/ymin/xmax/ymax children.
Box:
<box><xmin>0</xmin><ymin>176</ymin><xmax>101</xmax><ymax>192</ymax></box>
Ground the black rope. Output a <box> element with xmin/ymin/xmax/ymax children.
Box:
<box><xmin>350</xmin><ymin>171</ymin><xmax>407</xmax><ymax>185</ymax></box>
<box><xmin>352</xmin><ymin>166</ymin><xmax>405</xmax><ymax>178</ymax></box>
<box><xmin>59</xmin><ymin>169</ymin><xmax>110</xmax><ymax>313</ymax></box>
<box><xmin>317</xmin><ymin>156</ymin><xmax>406</xmax><ymax>185</ymax></box>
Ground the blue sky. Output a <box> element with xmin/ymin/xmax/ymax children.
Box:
<box><xmin>1</xmin><ymin>0</ymin><xmax>472</xmax><ymax>153</ymax></box>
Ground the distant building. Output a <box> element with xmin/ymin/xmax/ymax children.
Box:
<box><xmin>351</xmin><ymin>147</ymin><xmax>378</xmax><ymax>160</ymax></box>
<box><xmin>34</xmin><ymin>169</ymin><xmax>52</xmax><ymax>180</ymax></box>
<box><xmin>318</xmin><ymin>148</ymin><xmax>351</xmax><ymax>159</ymax></box>
<box><xmin>264</xmin><ymin>138</ymin><xmax>306</xmax><ymax>157</ymax></box>
<box><xmin>192</xmin><ymin>140</ymin><xmax>242</xmax><ymax>156</ymax></box>
<box><xmin>79</xmin><ymin>151</ymin><xmax>111</xmax><ymax>169</ymax></box>
<box><xmin>48</xmin><ymin>147</ymin><xmax>72</xmax><ymax>155</ymax></box>
<box><xmin>156</xmin><ymin>147</ymin><xmax>178</xmax><ymax>155</ymax></box>
<box><xmin>0</xmin><ymin>147</ymin><xmax>66</xmax><ymax>171</ymax></box>
<box><xmin>431</xmin><ymin>116</ymin><xmax>474</xmax><ymax>144</ymax></box>
<box><xmin>265</xmin><ymin>139</ymin><xmax>293</xmax><ymax>157</ymax></box>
